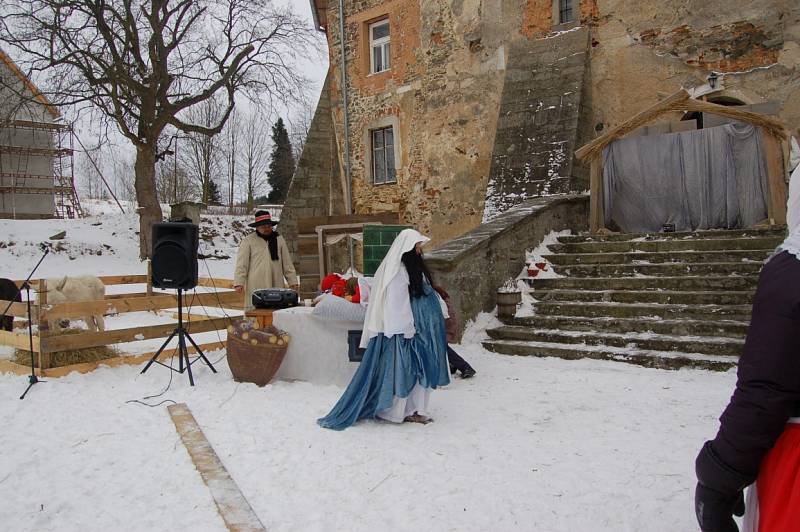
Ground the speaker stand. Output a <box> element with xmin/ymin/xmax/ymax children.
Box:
<box><xmin>140</xmin><ymin>288</ymin><xmax>217</xmax><ymax>386</ymax></box>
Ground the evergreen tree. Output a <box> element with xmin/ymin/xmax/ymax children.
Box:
<box><xmin>266</xmin><ymin>118</ymin><xmax>295</xmax><ymax>203</ymax></box>
<box><xmin>206</xmin><ymin>180</ymin><xmax>223</xmax><ymax>206</ymax></box>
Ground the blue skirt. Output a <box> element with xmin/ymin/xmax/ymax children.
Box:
<box><xmin>317</xmin><ymin>287</ymin><xmax>450</xmax><ymax>430</ymax></box>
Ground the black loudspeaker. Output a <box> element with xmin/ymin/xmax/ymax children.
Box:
<box><xmin>151</xmin><ymin>222</ymin><xmax>199</xmax><ymax>289</ymax></box>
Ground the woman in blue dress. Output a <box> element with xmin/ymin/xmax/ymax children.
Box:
<box><xmin>318</xmin><ymin>229</ymin><xmax>450</xmax><ymax>430</ymax></box>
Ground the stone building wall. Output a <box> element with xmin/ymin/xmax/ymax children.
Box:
<box><xmin>577</xmin><ymin>3</ymin><xmax>800</xmax><ymax>158</ymax></box>
<box><xmin>279</xmin><ymin>73</ymin><xmax>346</xmax><ymax>292</ymax></box>
<box><xmin>324</xmin><ymin>0</ymin><xmax>508</xmax><ymax>247</ymax></box>
<box><xmin>314</xmin><ymin>0</ymin><xmax>800</xmax><ymax>246</ymax></box>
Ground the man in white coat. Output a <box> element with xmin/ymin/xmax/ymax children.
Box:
<box><xmin>234</xmin><ymin>210</ymin><xmax>299</xmax><ymax>310</ymax></box>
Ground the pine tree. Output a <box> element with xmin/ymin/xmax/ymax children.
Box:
<box><xmin>266</xmin><ymin>118</ymin><xmax>296</xmax><ymax>203</ymax></box>
<box><xmin>207</xmin><ymin>180</ymin><xmax>223</xmax><ymax>206</ymax></box>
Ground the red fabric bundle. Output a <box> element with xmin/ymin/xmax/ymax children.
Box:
<box><xmin>331</xmin><ymin>280</ymin><xmax>347</xmax><ymax>297</ymax></box>
<box><xmin>349</xmin><ymin>285</ymin><xmax>361</xmax><ymax>303</ymax></box>
<box><xmin>321</xmin><ymin>273</ymin><xmax>343</xmax><ymax>292</ymax></box>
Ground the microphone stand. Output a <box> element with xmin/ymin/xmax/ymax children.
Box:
<box><xmin>2</xmin><ymin>248</ymin><xmax>49</xmax><ymax>399</ymax></box>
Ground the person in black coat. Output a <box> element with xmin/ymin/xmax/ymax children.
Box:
<box><xmin>694</xmin><ymin>163</ymin><xmax>800</xmax><ymax>531</ymax></box>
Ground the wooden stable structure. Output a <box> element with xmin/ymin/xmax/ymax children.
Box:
<box><xmin>296</xmin><ymin>212</ymin><xmax>400</xmax><ymax>299</ymax></box>
<box><xmin>575</xmin><ymin>89</ymin><xmax>790</xmax><ymax>233</ymax></box>
<box><xmin>0</xmin><ymin>273</ymin><xmax>241</xmax><ymax>377</ymax></box>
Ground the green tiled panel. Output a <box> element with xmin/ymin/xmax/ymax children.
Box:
<box><xmin>362</xmin><ymin>224</ymin><xmax>410</xmax><ymax>276</ymax></box>
<box><xmin>363</xmin><ymin>231</ymin><xmax>380</xmax><ymax>246</ymax></box>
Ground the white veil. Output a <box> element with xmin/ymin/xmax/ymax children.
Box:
<box><xmin>360</xmin><ymin>228</ymin><xmax>430</xmax><ymax>348</ymax></box>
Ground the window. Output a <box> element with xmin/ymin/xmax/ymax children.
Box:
<box><xmin>558</xmin><ymin>0</ymin><xmax>573</xmax><ymax>24</ymax></box>
<box><xmin>371</xmin><ymin>126</ymin><xmax>396</xmax><ymax>185</ymax></box>
<box><xmin>369</xmin><ymin>20</ymin><xmax>390</xmax><ymax>74</ymax></box>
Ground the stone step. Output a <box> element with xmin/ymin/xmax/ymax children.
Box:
<box><xmin>533</xmin><ymin>301</ymin><xmax>751</xmax><ymax>321</ymax></box>
<box><xmin>481</xmin><ymin>339</ymin><xmax>737</xmax><ymax>371</ymax></box>
<box><xmin>543</xmin><ymin>249</ymin><xmax>771</xmax><ymax>266</ymax></box>
<box><xmin>557</xmin><ymin>228</ymin><xmax>786</xmax><ymax>244</ymax></box>
<box><xmin>535</xmin><ymin>289</ymin><xmax>754</xmax><ymax>306</ymax></box>
<box><xmin>549</xmin><ymin>237</ymin><xmax>782</xmax><ymax>254</ymax></box>
<box><xmin>551</xmin><ymin>261</ymin><xmax>763</xmax><ymax>278</ymax></box>
<box><xmin>486</xmin><ymin>326</ymin><xmax>744</xmax><ymax>357</ymax></box>
<box><xmin>512</xmin><ymin>315</ymin><xmax>749</xmax><ymax>339</ymax></box>
<box><xmin>529</xmin><ymin>275</ymin><xmax>759</xmax><ymax>291</ymax></box>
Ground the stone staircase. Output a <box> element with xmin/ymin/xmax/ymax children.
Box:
<box><xmin>483</xmin><ymin>229</ymin><xmax>785</xmax><ymax>370</ymax></box>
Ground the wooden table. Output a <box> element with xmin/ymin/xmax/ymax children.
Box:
<box><xmin>244</xmin><ymin>309</ymin><xmax>275</xmax><ymax>328</ymax></box>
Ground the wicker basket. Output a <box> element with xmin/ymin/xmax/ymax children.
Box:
<box><xmin>226</xmin><ymin>318</ymin><xmax>290</xmax><ymax>386</ymax></box>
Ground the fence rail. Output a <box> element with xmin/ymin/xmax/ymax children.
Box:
<box><xmin>0</xmin><ymin>271</ymin><xmax>240</xmax><ymax>377</ymax></box>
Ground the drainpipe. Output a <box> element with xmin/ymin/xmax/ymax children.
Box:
<box><xmin>337</xmin><ymin>0</ymin><xmax>353</xmax><ymax>215</ymax></box>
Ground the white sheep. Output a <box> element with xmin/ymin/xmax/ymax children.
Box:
<box><xmin>43</xmin><ymin>276</ymin><xmax>106</xmax><ymax>333</ymax></box>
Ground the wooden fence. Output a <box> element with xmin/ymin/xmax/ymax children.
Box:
<box><xmin>0</xmin><ymin>273</ymin><xmax>241</xmax><ymax>377</ymax></box>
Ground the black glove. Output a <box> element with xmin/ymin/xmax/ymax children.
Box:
<box><xmin>694</xmin><ymin>482</ymin><xmax>744</xmax><ymax>532</ymax></box>
<box><xmin>695</xmin><ymin>441</ymin><xmax>752</xmax><ymax>532</ymax></box>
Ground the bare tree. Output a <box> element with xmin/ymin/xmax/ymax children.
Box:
<box><xmin>180</xmin><ymin>98</ymin><xmax>223</xmax><ymax>205</ymax></box>
<box><xmin>240</xmin><ymin>112</ymin><xmax>271</xmax><ymax>210</ymax></box>
<box><xmin>288</xmin><ymin>102</ymin><xmax>315</xmax><ymax>163</ymax></box>
<box><xmin>76</xmin><ymin>147</ymin><xmax>109</xmax><ymax>200</ymax></box>
<box><xmin>223</xmin><ymin>108</ymin><xmax>239</xmax><ymax>210</ymax></box>
<box><xmin>155</xmin><ymin>156</ymin><xmax>193</xmax><ymax>205</ymax></box>
<box><xmin>1</xmin><ymin>0</ymin><xmax>317</xmax><ymax>258</ymax></box>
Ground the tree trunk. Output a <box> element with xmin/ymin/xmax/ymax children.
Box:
<box><xmin>134</xmin><ymin>145</ymin><xmax>163</xmax><ymax>260</ymax></box>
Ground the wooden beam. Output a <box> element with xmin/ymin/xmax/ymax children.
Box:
<box><xmin>168</xmin><ymin>404</ymin><xmax>267</xmax><ymax>532</ymax></box>
<box><xmin>682</xmin><ymin>99</ymin><xmax>787</xmax><ymax>140</ymax></box>
<box><xmin>97</xmin><ymin>274</ymin><xmax>149</xmax><ymax>285</ymax></box>
<box><xmin>296</xmin><ymin>212</ymin><xmax>399</xmax><ymax>233</ymax></box>
<box><xmin>41</xmin><ymin>291</ymin><xmax>241</xmax><ymax>320</ymax></box>
<box><xmin>589</xmin><ymin>157</ymin><xmax>605</xmax><ymax>233</ymax></box>
<box><xmin>763</xmin><ymin>131</ymin><xmax>788</xmax><ymax>226</ymax></box>
<box><xmin>0</xmin><ymin>329</ymin><xmax>39</xmax><ymax>351</ymax></box>
<box><xmin>37</xmin><ymin>279</ymin><xmax>49</xmax><ymax>372</ymax></box>
<box><xmin>40</xmin><ymin>316</ymin><xmax>233</xmax><ymax>352</ymax></box>
<box><xmin>0</xmin><ymin>299</ymin><xmax>35</xmax><ymax>320</ymax></box>
<box><xmin>575</xmin><ymin>89</ymin><xmax>691</xmax><ymax>161</ymax></box>
<box><xmin>0</xmin><ymin>341</ymin><xmax>226</xmax><ymax>378</ymax></box>
<box><xmin>196</xmin><ymin>277</ymin><xmax>236</xmax><ymax>289</ymax></box>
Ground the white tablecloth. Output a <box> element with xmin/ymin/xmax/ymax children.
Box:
<box><xmin>272</xmin><ymin>306</ymin><xmax>360</xmax><ymax>388</ymax></box>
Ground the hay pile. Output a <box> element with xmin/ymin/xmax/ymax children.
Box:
<box><xmin>13</xmin><ymin>328</ymin><xmax>120</xmax><ymax>368</ymax></box>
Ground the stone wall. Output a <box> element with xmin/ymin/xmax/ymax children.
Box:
<box><xmin>310</xmin><ymin>0</ymin><xmax>799</xmax><ymax>249</ymax></box>
<box><xmin>279</xmin><ymin>73</ymin><xmax>346</xmax><ymax>292</ymax></box>
<box><xmin>324</xmin><ymin>0</ymin><xmax>508</xmax><ymax>248</ymax></box>
<box><xmin>425</xmin><ymin>194</ymin><xmax>589</xmax><ymax>339</ymax></box>
<box><xmin>578</xmin><ymin>3</ymin><xmax>800</xmax><ymax>154</ymax></box>
<box><xmin>483</xmin><ymin>26</ymin><xmax>590</xmax><ymax>220</ymax></box>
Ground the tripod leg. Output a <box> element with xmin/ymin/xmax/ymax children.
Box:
<box><xmin>183</xmin><ymin>330</ymin><xmax>217</xmax><ymax>373</ymax></box>
<box><xmin>179</xmin><ymin>328</ymin><xmax>195</xmax><ymax>386</ymax></box>
<box><xmin>141</xmin><ymin>328</ymin><xmax>179</xmax><ymax>374</ymax></box>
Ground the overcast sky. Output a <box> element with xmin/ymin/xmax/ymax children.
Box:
<box><xmin>62</xmin><ymin>0</ymin><xmax>331</xmax><ymax>201</ymax></box>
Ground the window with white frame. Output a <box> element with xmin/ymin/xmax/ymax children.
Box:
<box><xmin>371</xmin><ymin>126</ymin><xmax>396</xmax><ymax>185</ymax></box>
<box><xmin>369</xmin><ymin>20</ymin><xmax>390</xmax><ymax>74</ymax></box>
<box><xmin>558</xmin><ymin>0</ymin><xmax>574</xmax><ymax>24</ymax></box>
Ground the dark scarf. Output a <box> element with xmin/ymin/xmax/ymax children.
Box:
<box><xmin>256</xmin><ymin>230</ymin><xmax>280</xmax><ymax>261</ymax></box>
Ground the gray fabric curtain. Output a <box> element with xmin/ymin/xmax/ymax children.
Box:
<box><xmin>602</xmin><ymin>124</ymin><xmax>769</xmax><ymax>232</ymax></box>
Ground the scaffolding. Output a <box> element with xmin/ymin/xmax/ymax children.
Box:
<box><xmin>0</xmin><ymin>119</ymin><xmax>83</xmax><ymax>219</ymax></box>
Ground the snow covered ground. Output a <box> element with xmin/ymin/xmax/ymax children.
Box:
<box><xmin>0</xmin><ymin>205</ymin><xmax>737</xmax><ymax>531</ymax></box>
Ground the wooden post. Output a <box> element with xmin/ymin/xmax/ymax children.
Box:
<box><xmin>763</xmin><ymin>130</ymin><xmax>788</xmax><ymax>226</ymax></box>
<box><xmin>36</xmin><ymin>279</ymin><xmax>50</xmax><ymax>374</ymax></box>
<box><xmin>146</xmin><ymin>260</ymin><xmax>153</xmax><ymax>296</ymax></box>
<box><xmin>589</xmin><ymin>156</ymin><xmax>605</xmax><ymax>233</ymax></box>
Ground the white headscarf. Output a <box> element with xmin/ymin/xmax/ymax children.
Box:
<box><xmin>360</xmin><ymin>228</ymin><xmax>430</xmax><ymax>347</ymax></box>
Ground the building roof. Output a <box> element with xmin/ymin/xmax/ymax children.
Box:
<box><xmin>575</xmin><ymin>89</ymin><xmax>787</xmax><ymax>162</ymax></box>
<box><xmin>0</xmin><ymin>47</ymin><xmax>61</xmax><ymax>120</ymax></box>
<box><xmin>309</xmin><ymin>0</ymin><xmax>328</xmax><ymax>32</ymax></box>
